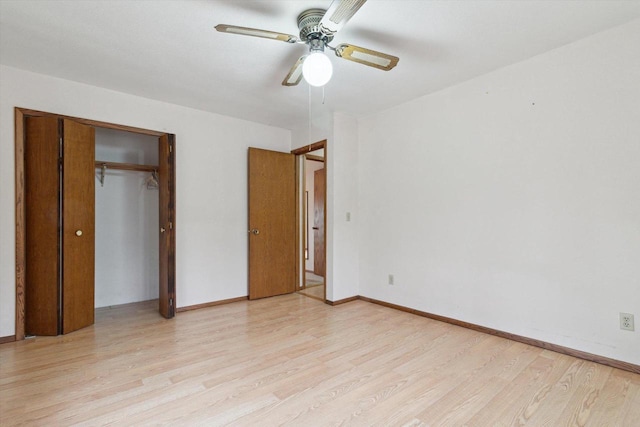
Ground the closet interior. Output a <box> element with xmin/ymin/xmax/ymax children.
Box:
<box><xmin>94</xmin><ymin>128</ymin><xmax>159</xmax><ymax>309</ymax></box>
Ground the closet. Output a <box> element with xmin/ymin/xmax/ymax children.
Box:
<box><xmin>19</xmin><ymin>109</ymin><xmax>176</xmax><ymax>338</ymax></box>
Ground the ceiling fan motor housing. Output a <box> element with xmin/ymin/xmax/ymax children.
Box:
<box><xmin>297</xmin><ymin>9</ymin><xmax>334</xmax><ymax>46</ymax></box>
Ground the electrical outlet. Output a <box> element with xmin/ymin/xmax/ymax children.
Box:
<box><xmin>620</xmin><ymin>313</ymin><xmax>634</xmax><ymax>331</ymax></box>
<box><xmin>388</xmin><ymin>274</ymin><xmax>394</xmax><ymax>285</ymax></box>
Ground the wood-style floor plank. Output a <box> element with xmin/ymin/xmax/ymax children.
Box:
<box><xmin>1</xmin><ymin>295</ymin><xmax>639</xmax><ymax>426</ymax></box>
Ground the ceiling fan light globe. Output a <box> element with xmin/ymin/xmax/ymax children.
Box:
<box><xmin>302</xmin><ymin>52</ymin><xmax>333</xmax><ymax>87</ymax></box>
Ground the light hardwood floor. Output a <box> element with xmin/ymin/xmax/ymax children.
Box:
<box><xmin>1</xmin><ymin>294</ymin><xmax>639</xmax><ymax>426</ymax></box>
<box><xmin>298</xmin><ymin>284</ymin><xmax>325</xmax><ymax>301</ymax></box>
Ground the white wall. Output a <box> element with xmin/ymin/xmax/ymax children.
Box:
<box><xmin>331</xmin><ymin>113</ymin><xmax>359</xmax><ymax>301</ymax></box>
<box><xmin>95</xmin><ymin>128</ymin><xmax>159</xmax><ymax>307</ymax></box>
<box><xmin>357</xmin><ymin>20</ymin><xmax>640</xmax><ymax>364</ymax></box>
<box><xmin>0</xmin><ymin>65</ymin><xmax>291</xmax><ymax>337</ymax></box>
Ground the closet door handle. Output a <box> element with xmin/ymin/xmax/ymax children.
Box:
<box><xmin>160</xmin><ymin>227</ymin><xmax>166</xmax><ymax>233</ymax></box>
<box><xmin>75</xmin><ymin>230</ymin><xmax>83</xmax><ymax>237</ymax></box>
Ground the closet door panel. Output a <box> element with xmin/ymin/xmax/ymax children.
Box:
<box><xmin>158</xmin><ymin>134</ymin><xmax>175</xmax><ymax>318</ymax></box>
<box><xmin>61</xmin><ymin>119</ymin><xmax>96</xmax><ymax>334</ymax></box>
<box><xmin>25</xmin><ymin>116</ymin><xmax>60</xmax><ymax>336</ymax></box>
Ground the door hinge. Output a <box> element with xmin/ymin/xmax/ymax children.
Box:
<box><xmin>169</xmin><ymin>221</ymin><xmax>173</xmax><ymax>230</ymax></box>
<box><xmin>169</xmin><ymin>143</ymin><xmax>172</xmax><ymax>153</ymax></box>
<box><xmin>169</xmin><ymin>298</ymin><xmax>173</xmax><ymax>307</ymax></box>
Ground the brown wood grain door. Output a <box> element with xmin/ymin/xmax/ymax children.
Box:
<box><xmin>158</xmin><ymin>134</ymin><xmax>176</xmax><ymax>318</ymax></box>
<box><xmin>248</xmin><ymin>148</ymin><xmax>296</xmax><ymax>299</ymax></box>
<box><xmin>25</xmin><ymin>116</ymin><xmax>61</xmax><ymax>336</ymax></box>
<box><xmin>313</xmin><ymin>168</ymin><xmax>325</xmax><ymax>276</ymax></box>
<box><xmin>61</xmin><ymin>119</ymin><xmax>95</xmax><ymax>334</ymax></box>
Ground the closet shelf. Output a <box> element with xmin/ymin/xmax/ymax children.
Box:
<box><xmin>95</xmin><ymin>161</ymin><xmax>158</xmax><ymax>172</ymax></box>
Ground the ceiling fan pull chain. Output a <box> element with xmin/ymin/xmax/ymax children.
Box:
<box><xmin>308</xmin><ymin>83</ymin><xmax>312</xmax><ymax>145</ymax></box>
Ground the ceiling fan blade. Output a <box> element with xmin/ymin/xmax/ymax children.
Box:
<box><xmin>282</xmin><ymin>56</ymin><xmax>306</xmax><ymax>86</ymax></box>
<box><xmin>335</xmin><ymin>43</ymin><xmax>399</xmax><ymax>71</ymax></box>
<box><xmin>319</xmin><ymin>0</ymin><xmax>367</xmax><ymax>35</ymax></box>
<box><xmin>215</xmin><ymin>24</ymin><xmax>299</xmax><ymax>43</ymax></box>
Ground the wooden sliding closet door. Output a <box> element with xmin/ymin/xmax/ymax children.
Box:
<box><xmin>61</xmin><ymin>119</ymin><xmax>95</xmax><ymax>334</ymax></box>
<box><xmin>25</xmin><ymin>116</ymin><xmax>60</xmax><ymax>336</ymax></box>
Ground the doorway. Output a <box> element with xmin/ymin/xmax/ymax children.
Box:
<box><xmin>292</xmin><ymin>141</ymin><xmax>327</xmax><ymax>302</ymax></box>
<box><xmin>14</xmin><ymin>108</ymin><xmax>176</xmax><ymax>340</ymax></box>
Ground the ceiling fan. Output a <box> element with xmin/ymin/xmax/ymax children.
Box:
<box><xmin>215</xmin><ymin>0</ymin><xmax>399</xmax><ymax>87</ymax></box>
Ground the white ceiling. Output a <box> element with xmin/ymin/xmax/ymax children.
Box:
<box><xmin>1</xmin><ymin>1</ymin><xmax>640</xmax><ymax>130</ymax></box>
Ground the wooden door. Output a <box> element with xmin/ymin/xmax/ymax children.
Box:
<box><xmin>248</xmin><ymin>148</ymin><xmax>296</xmax><ymax>299</ymax></box>
<box><xmin>61</xmin><ymin>119</ymin><xmax>95</xmax><ymax>334</ymax></box>
<box><xmin>24</xmin><ymin>116</ymin><xmax>60</xmax><ymax>336</ymax></box>
<box><xmin>313</xmin><ymin>168</ymin><xmax>326</xmax><ymax>276</ymax></box>
<box><xmin>158</xmin><ymin>134</ymin><xmax>176</xmax><ymax>318</ymax></box>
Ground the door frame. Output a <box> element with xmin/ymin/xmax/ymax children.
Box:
<box><xmin>291</xmin><ymin>140</ymin><xmax>327</xmax><ymax>302</ymax></box>
<box><xmin>14</xmin><ymin>107</ymin><xmax>177</xmax><ymax>340</ymax></box>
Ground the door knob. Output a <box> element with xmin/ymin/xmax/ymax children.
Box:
<box><xmin>248</xmin><ymin>229</ymin><xmax>260</xmax><ymax>235</ymax></box>
<box><xmin>160</xmin><ymin>227</ymin><xmax>166</xmax><ymax>233</ymax></box>
<box><xmin>75</xmin><ymin>230</ymin><xmax>83</xmax><ymax>237</ymax></box>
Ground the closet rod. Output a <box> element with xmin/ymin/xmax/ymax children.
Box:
<box><xmin>94</xmin><ymin>161</ymin><xmax>158</xmax><ymax>172</ymax></box>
